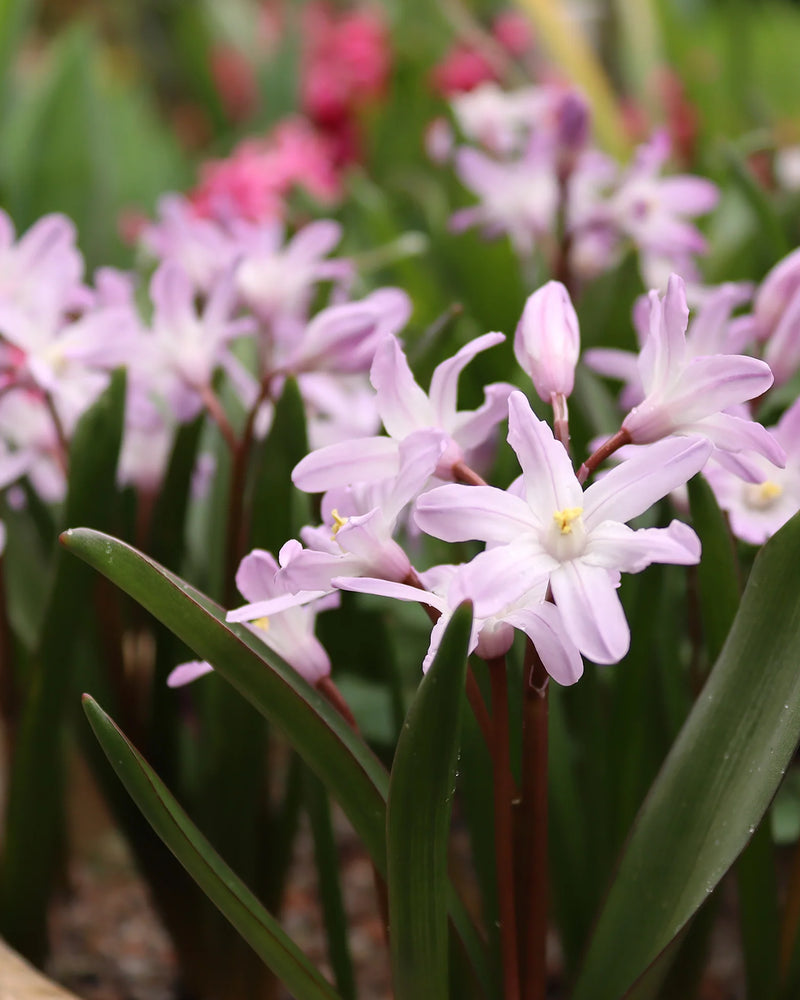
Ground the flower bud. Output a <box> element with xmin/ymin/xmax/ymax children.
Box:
<box><xmin>514</xmin><ymin>280</ymin><xmax>580</xmax><ymax>403</ymax></box>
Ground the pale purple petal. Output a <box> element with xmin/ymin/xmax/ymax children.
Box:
<box><xmin>507</xmin><ymin>391</ymin><xmax>582</xmax><ymax>515</ymax></box>
<box><xmin>504</xmin><ymin>602</ymin><xmax>584</xmax><ymax>685</ymax></box>
<box><xmin>235</xmin><ymin>549</ymin><xmax>280</xmax><ymax>602</ymax></box>
<box><xmin>415</xmin><ymin>483</ymin><xmax>538</xmax><ymax>543</ymax></box>
<box><xmin>450</xmin><ymin>545</ymin><xmax>556</xmax><ymax>617</ymax></box>
<box><xmin>452</xmin><ymin>382</ymin><xmax>515</xmax><ymax>450</ymax></box>
<box><xmin>584</xmin><ymin>520</ymin><xmax>701</xmax><ymax>573</ymax></box>
<box><xmin>693</xmin><ymin>412</ymin><xmax>786</xmax><ymax>467</ymax></box>
<box><xmin>292</xmin><ymin>436</ymin><xmax>399</xmax><ymax>493</ymax></box>
<box><xmin>167</xmin><ymin>660</ymin><xmax>214</xmax><ymax>687</ymax></box>
<box><xmin>637</xmin><ymin>275</ymin><xmax>688</xmax><ymax>394</ymax></box>
<box><xmin>333</xmin><ymin>575</ymin><xmax>446</xmax><ymax>612</ymax></box>
<box><xmin>370</xmin><ymin>335</ymin><xmax>432</xmax><ymax>437</ymax></box>
<box><xmin>428</xmin><ymin>331</ymin><xmax>505</xmax><ymax>423</ymax></box>
<box><xmin>660</xmin><ymin>354</ymin><xmax>774</xmax><ymax>422</ymax></box>
<box><xmin>582</xmin><ymin>435</ymin><xmax>712</xmax><ymax>527</ymax></box>
<box><xmin>549</xmin><ymin>561</ymin><xmax>629</xmax><ymax>664</ymax></box>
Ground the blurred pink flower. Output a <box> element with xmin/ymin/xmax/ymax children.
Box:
<box><xmin>301</xmin><ymin>2</ymin><xmax>390</xmax><ymax>127</ymax></box>
<box><xmin>432</xmin><ymin>45</ymin><xmax>498</xmax><ymax>97</ymax></box>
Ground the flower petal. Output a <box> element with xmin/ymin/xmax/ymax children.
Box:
<box><xmin>549</xmin><ymin>561</ymin><xmax>629</xmax><ymax>664</ymax></box>
<box><xmin>582</xmin><ymin>435</ymin><xmax>712</xmax><ymax>528</ymax></box>
<box><xmin>584</xmin><ymin>520</ymin><xmax>701</xmax><ymax>573</ymax></box>
<box><xmin>370</xmin><ymin>335</ymin><xmax>433</xmax><ymax>437</ymax></box>
<box><xmin>292</xmin><ymin>436</ymin><xmax>399</xmax><ymax>493</ymax></box>
<box><xmin>504</xmin><ymin>602</ymin><xmax>584</xmax><ymax>685</ymax></box>
<box><xmin>415</xmin><ymin>482</ymin><xmax>538</xmax><ymax>543</ymax></box>
<box><xmin>507</xmin><ymin>391</ymin><xmax>581</xmax><ymax>514</ymax></box>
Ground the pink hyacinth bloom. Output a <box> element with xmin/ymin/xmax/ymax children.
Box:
<box><xmin>450</xmin><ymin>139</ymin><xmax>559</xmax><ymax>255</ymax></box>
<box><xmin>703</xmin><ymin>397</ymin><xmax>800</xmax><ymax>545</ymax></box>
<box><xmin>585</xmin><ymin>280</ymin><xmax>754</xmax><ymax>412</ymax></box>
<box><xmin>147</xmin><ymin>262</ymin><xmax>254</xmax><ymax>422</ymax></box>
<box><xmin>334</xmin><ymin>563</ymin><xmax>583</xmax><ymax>685</ymax></box>
<box><xmin>415</xmin><ymin>391</ymin><xmax>711</xmax><ymax>664</ymax></box>
<box><xmin>170</xmin><ymin>547</ymin><xmax>333</xmax><ymax>689</ymax></box>
<box><xmin>292</xmin><ymin>331</ymin><xmax>514</xmax><ymax>491</ymax></box>
<box><xmin>621</xmin><ymin>275</ymin><xmax>783</xmax><ymax>466</ymax></box>
<box><xmin>753</xmin><ymin>248</ymin><xmax>800</xmax><ymax>387</ymax></box>
<box><xmin>431</xmin><ymin>46</ymin><xmax>498</xmax><ymax>97</ymax></box>
<box><xmin>284</xmin><ymin>431</ymin><xmax>449</xmax><ymax>594</ymax></box>
<box><xmin>514</xmin><ymin>281</ymin><xmax>580</xmax><ymax>403</ymax></box>
<box><xmin>608</xmin><ymin>131</ymin><xmax>719</xmax><ymax>265</ymax></box>
<box><xmin>301</xmin><ymin>3</ymin><xmax>389</xmax><ymax>126</ymax></box>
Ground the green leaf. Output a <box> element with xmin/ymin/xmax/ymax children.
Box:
<box><xmin>62</xmin><ymin>529</ymin><xmax>489</xmax><ymax>988</ymax></box>
<box><xmin>387</xmin><ymin>604</ymin><xmax>472</xmax><ymax>999</ymax></box>
<box><xmin>0</xmin><ymin>373</ymin><xmax>125</xmax><ymax>959</ymax></box>
<box><xmin>82</xmin><ymin>695</ymin><xmax>341</xmax><ymax>1000</ymax></box>
<box><xmin>688</xmin><ymin>474</ymin><xmax>740</xmax><ymax>666</ymax></box>
<box><xmin>61</xmin><ymin>527</ymin><xmax>390</xmax><ymax>868</ymax></box>
<box><xmin>572</xmin><ymin>509</ymin><xmax>800</xmax><ymax>1000</ymax></box>
<box><xmin>247</xmin><ymin>377</ymin><xmax>311</xmax><ymax>553</ymax></box>
<box><xmin>305</xmin><ymin>770</ymin><xmax>357</xmax><ymax>1000</ymax></box>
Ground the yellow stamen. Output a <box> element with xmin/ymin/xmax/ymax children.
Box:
<box><xmin>553</xmin><ymin>506</ymin><xmax>583</xmax><ymax>534</ymax></box>
<box><xmin>253</xmin><ymin>616</ymin><xmax>270</xmax><ymax>632</ymax></box>
<box><xmin>330</xmin><ymin>508</ymin><xmax>349</xmax><ymax>539</ymax></box>
<box><xmin>744</xmin><ymin>480</ymin><xmax>783</xmax><ymax>510</ymax></box>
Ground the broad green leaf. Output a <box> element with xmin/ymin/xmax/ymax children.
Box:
<box><xmin>305</xmin><ymin>770</ymin><xmax>357</xmax><ymax>1000</ymax></box>
<box><xmin>572</xmin><ymin>509</ymin><xmax>800</xmax><ymax>1000</ymax></box>
<box><xmin>688</xmin><ymin>474</ymin><xmax>740</xmax><ymax>667</ymax></box>
<box><xmin>82</xmin><ymin>695</ymin><xmax>340</xmax><ymax>1000</ymax></box>
<box><xmin>62</xmin><ymin>529</ymin><xmax>489</xmax><ymax>989</ymax></box>
<box><xmin>387</xmin><ymin>604</ymin><xmax>471</xmax><ymax>999</ymax></box>
<box><xmin>0</xmin><ymin>373</ymin><xmax>125</xmax><ymax>959</ymax></box>
<box><xmin>61</xmin><ymin>527</ymin><xmax>390</xmax><ymax>868</ymax></box>
<box><xmin>247</xmin><ymin>377</ymin><xmax>311</xmax><ymax>553</ymax></box>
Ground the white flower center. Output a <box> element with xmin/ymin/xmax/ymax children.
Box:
<box><xmin>743</xmin><ymin>480</ymin><xmax>783</xmax><ymax>510</ymax></box>
<box><xmin>545</xmin><ymin>506</ymin><xmax>586</xmax><ymax>561</ymax></box>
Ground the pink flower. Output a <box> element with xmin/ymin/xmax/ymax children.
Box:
<box><xmin>415</xmin><ymin>391</ymin><xmax>711</xmax><ymax>664</ymax></box>
<box><xmin>301</xmin><ymin>3</ymin><xmax>390</xmax><ymax>126</ymax></box>
<box><xmin>334</xmin><ymin>564</ymin><xmax>583</xmax><ymax>684</ymax></box>
<box><xmin>292</xmin><ymin>331</ymin><xmax>514</xmax><ymax>491</ymax></box>
<box><xmin>431</xmin><ymin>45</ymin><xmax>498</xmax><ymax>97</ymax></box>
<box><xmin>170</xmin><ymin>548</ymin><xmax>334</xmax><ymax>688</ymax></box>
<box><xmin>492</xmin><ymin>10</ymin><xmax>534</xmax><ymax>57</ymax></box>
<box><xmin>621</xmin><ymin>275</ymin><xmax>782</xmax><ymax>466</ymax></box>
<box><xmin>703</xmin><ymin>398</ymin><xmax>800</xmax><ymax>545</ymax></box>
<box><xmin>514</xmin><ymin>281</ymin><xmax>580</xmax><ymax>403</ymax></box>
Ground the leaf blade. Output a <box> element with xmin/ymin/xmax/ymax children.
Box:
<box><xmin>573</xmin><ymin>509</ymin><xmax>800</xmax><ymax>1000</ymax></box>
<box><xmin>82</xmin><ymin>695</ymin><xmax>340</xmax><ymax>1000</ymax></box>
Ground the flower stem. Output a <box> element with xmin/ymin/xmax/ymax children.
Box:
<box><xmin>577</xmin><ymin>427</ymin><xmax>632</xmax><ymax>484</ymax></box>
<box><xmin>452</xmin><ymin>460</ymin><xmax>488</xmax><ymax>486</ymax></box>
<box><xmin>519</xmin><ymin>639</ymin><xmax>550</xmax><ymax>1000</ymax></box>
<box><xmin>200</xmin><ymin>383</ymin><xmax>239</xmax><ymax>454</ymax></box>
<box><xmin>488</xmin><ymin>655</ymin><xmax>521</xmax><ymax>1000</ymax></box>
<box><xmin>222</xmin><ymin>372</ymin><xmax>278</xmax><ymax>604</ymax></box>
<box><xmin>551</xmin><ymin>393</ymin><xmax>570</xmax><ymax>453</ymax></box>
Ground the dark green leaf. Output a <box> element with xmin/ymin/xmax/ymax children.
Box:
<box><xmin>572</xmin><ymin>509</ymin><xmax>800</xmax><ymax>1000</ymax></box>
<box><xmin>387</xmin><ymin>604</ymin><xmax>472</xmax><ymax>999</ymax></box>
<box><xmin>83</xmin><ymin>695</ymin><xmax>340</xmax><ymax>1000</ymax></box>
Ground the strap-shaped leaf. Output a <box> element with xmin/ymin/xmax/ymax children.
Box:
<box><xmin>61</xmin><ymin>527</ymin><xmax>390</xmax><ymax>867</ymax></box>
<box><xmin>573</xmin><ymin>509</ymin><xmax>800</xmax><ymax>1000</ymax></box>
<box><xmin>62</xmin><ymin>528</ymin><xmax>490</xmax><ymax>991</ymax></box>
<box><xmin>0</xmin><ymin>373</ymin><xmax>125</xmax><ymax>959</ymax></box>
<box><xmin>82</xmin><ymin>695</ymin><xmax>340</xmax><ymax>1000</ymax></box>
<box><xmin>387</xmin><ymin>604</ymin><xmax>472</xmax><ymax>999</ymax></box>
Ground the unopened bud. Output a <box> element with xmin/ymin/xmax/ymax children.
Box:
<box><xmin>514</xmin><ymin>281</ymin><xmax>580</xmax><ymax>403</ymax></box>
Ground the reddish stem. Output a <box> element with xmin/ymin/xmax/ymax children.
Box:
<box><xmin>519</xmin><ymin>640</ymin><xmax>550</xmax><ymax>1000</ymax></box>
<box><xmin>577</xmin><ymin>427</ymin><xmax>632</xmax><ymax>484</ymax></box>
<box><xmin>551</xmin><ymin>393</ymin><xmax>570</xmax><ymax>454</ymax></box>
<box><xmin>200</xmin><ymin>383</ymin><xmax>239</xmax><ymax>454</ymax></box>
<box><xmin>452</xmin><ymin>460</ymin><xmax>487</xmax><ymax>486</ymax></box>
<box><xmin>488</xmin><ymin>655</ymin><xmax>521</xmax><ymax>1000</ymax></box>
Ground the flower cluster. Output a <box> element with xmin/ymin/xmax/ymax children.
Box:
<box><xmin>172</xmin><ymin>270</ymin><xmax>792</xmax><ymax>694</ymax></box>
<box><xmin>434</xmin><ymin>80</ymin><xmax>718</xmax><ymax>289</ymax></box>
